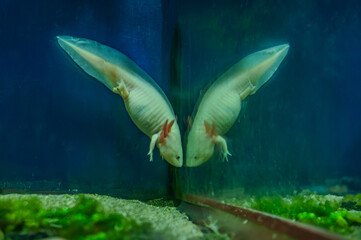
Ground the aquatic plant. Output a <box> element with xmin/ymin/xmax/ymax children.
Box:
<box><xmin>227</xmin><ymin>193</ymin><xmax>361</xmax><ymax>236</ymax></box>
<box><xmin>0</xmin><ymin>195</ymin><xmax>151</xmax><ymax>240</ymax></box>
<box><xmin>343</xmin><ymin>194</ymin><xmax>361</xmax><ymax>211</ymax></box>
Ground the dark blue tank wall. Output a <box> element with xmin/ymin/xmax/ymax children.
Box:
<box><xmin>1</xmin><ymin>0</ymin><xmax>360</xmax><ymax>197</ymax></box>
<box><xmin>178</xmin><ymin>0</ymin><xmax>361</xmax><ymax>194</ymax></box>
<box><xmin>0</xmin><ymin>0</ymin><xmax>176</xmax><ymax>197</ymax></box>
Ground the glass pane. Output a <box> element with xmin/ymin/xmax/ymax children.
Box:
<box><xmin>0</xmin><ymin>0</ymin><xmax>170</xmax><ymax>198</ymax></box>
<box><xmin>177</xmin><ymin>0</ymin><xmax>361</xmax><ymax>237</ymax></box>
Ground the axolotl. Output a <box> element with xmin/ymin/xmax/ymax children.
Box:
<box><xmin>57</xmin><ymin>36</ymin><xmax>183</xmax><ymax>167</ymax></box>
<box><xmin>186</xmin><ymin>44</ymin><xmax>289</xmax><ymax>167</ymax></box>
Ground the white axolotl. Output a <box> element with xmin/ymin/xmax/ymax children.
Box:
<box><xmin>186</xmin><ymin>44</ymin><xmax>289</xmax><ymax>167</ymax></box>
<box><xmin>57</xmin><ymin>36</ymin><xmax>183</xmax><ymax>167</ymax></box>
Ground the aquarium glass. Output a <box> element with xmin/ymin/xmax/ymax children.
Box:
<box><xmin>0</xmin><ymin>0</ymin><xmax>179</xmax><ymax>199</ymax></box>
<box><xmin>177</xmin><ymin>1</ymin><xmax>361</xmax><ymax>237</ymax></box>
<box><xmin>1</xmin><ymin>0</ymin><xmax>361</xmax><ymax>238</ymax></box>
<box><xmin>178</xmin><ymin>0</ymin><xmax>361</xmax><ymax>198</ymax></box>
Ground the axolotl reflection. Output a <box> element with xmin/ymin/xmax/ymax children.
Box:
<box><xmin>186</xmin><ymin>44</ymin><xmax>289</xmax><ymax>167</ymax></box>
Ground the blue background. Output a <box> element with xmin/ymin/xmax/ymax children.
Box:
<box><xmin>0</xmin><ymin>0</ymin><xmax>178</xmax><ymax>196</ymax></box>
<box><xmin>177</xmin><ymin>0</ymin><xmax>361</xmax><ymax>195</ymax></box>
<box><xmin>0</xmin><ymin>0</ymin><xmax>360</xmax><ymax>197</ymax></box>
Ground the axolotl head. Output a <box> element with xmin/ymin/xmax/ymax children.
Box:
<box><xmin>157</xmin><ymin>119</ymin><xmax>183</xmax><ymax>167</ymax></box>
<box><xmin>185</xmin><ymin>122</ymin><xmax>216</xmax><ymax>167</ymax></box>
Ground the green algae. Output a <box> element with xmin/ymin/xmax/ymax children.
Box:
<box><xmin>145</xmin><ymin>198</ymin><xmax>175</xmax><ymax>207</ymax></box>
<box><xmin>0</xmin><ymin>194</ymin><xmax>206</xmax><ymax>240</ymax></box>
<box><xmin>0</xmin><ymin>195</ymin><xmax>151</xmax><ymax>240</ymax></box>
<box><xmin>226</xmin><ymin>193</ymin><xmax>361</xmax><ymax>238</ymax></box>
<box><xmin>343</xmin><ymin>194</ymin><xmax>361</xmax><ymax>211</ymax></box>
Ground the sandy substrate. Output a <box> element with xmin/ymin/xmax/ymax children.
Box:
<box><xmin>0</xmin><ymin>194</ymin><xmax>203</xmax><ymax>240</ymax></box>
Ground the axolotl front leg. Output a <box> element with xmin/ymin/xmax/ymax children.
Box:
<box><xmin>148</xmin><ymin>119</ymin><xmax>175</xmax><ymax>162</ymax></box>
<box><xmin>148</xmin><ymin>133</ymin><xmax>159</xmax><ymax>162</ymax></box>
<box><xmin>204</xmin><ymin>121</ymin><xmax>232</xmax><ymax>162</ymax></box>
<box><xmin>215</xmin><ymin>135</ymin><xmax>232</xmax><ymax>161</ymax></box>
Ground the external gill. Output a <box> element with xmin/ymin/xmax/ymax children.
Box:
<box><xmin>147</xmin><ymin>119</ymin><xmax>175</xmax><ymax>162</ymax></box>
<box><xmin>159</xmin><ymin>119</ymin><xmax>175</xmax><ymax>144</ymax></box>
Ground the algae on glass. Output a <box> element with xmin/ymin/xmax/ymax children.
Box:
<box><xmin>226</xmin><ymin>193</ymin><xmax>361</xmax><ymax>239</ymax></box>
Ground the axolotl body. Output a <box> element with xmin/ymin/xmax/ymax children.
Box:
<box><xmin>57</xmin><ymin>36</ymin><xmax>183</xmax><ymax>167</ymax></box>
<box><xmin>186</xmin><ymin>44</ymin><xmax>290</xmax><ymax>167</ymax></box>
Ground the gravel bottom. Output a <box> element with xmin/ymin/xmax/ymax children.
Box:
<box><xmin>0</xmin><ymin>194</ymin><xmax>203</xmax><ymax>240</ymax></box>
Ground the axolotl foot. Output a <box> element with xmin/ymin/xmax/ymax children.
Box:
<box><xmin>148</xmin><ymin>133</ymin><xmax>160</xmax><ymax>162</ymax></box>
<box><xmin>215</xmin><ymin>135</ymin><xmax>232</xmax><ymax>162</ymax></box>
<box><xmin>204</xmin><ymin>121</ymin><xmax>232</xmax><ymax>162</ymax></box>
